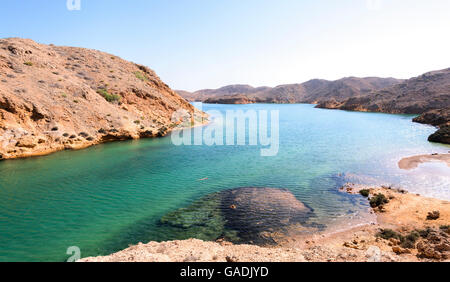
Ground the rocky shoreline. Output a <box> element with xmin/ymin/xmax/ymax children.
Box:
<box><xmin>80</xmin><ymin>185</ymin><xmax>450</xmax><ymax>262</ymax></box>
<box><xmin>415</xmin><ymin>110</ymin><xmax>450</xmax><ymax>145</ymax></box>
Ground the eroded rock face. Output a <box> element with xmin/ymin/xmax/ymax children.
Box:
<box><xmin>160</xmin><ymin>187</ymin><xmax>319</xmax><ymax>245</ymax></box>
<box><xmin>0</xmin><ymin>38</ymin><xmax>203</xmax><ymax>160</ymax></box>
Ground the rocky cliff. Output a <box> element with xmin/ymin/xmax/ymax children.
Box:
<box><xmin>0</xmin><ymin>38</ymin><xmax>200</xmax><ymax>160</ymax></box>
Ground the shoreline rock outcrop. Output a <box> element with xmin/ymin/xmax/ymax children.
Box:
<box><xmin>427</xmin><ymin>126</ymin><xmax>450</xmax><ymax>144</ymax></box>
<box><xmin>413</xmin><ymin>108</ymin><xmax>450</xmax><ymax>144</ymax></box>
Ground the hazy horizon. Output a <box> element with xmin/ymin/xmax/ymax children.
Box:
<box><xmin>1</xmin><ymin>0</ymin><xmax>449</xmax><ymax>91</ymax></box>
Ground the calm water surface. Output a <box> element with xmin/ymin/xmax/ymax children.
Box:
<box><xmin>0</xmin><ymin>104</ymin><xmax>448</xmax><ymax>261</ymax></box>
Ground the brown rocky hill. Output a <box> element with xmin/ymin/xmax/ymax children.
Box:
<box><xmin>301</xmin><ymin>77</ymin><xmax>402</xmax><ymax>103</ymax></box>
<box><xmin>177</xmin><ymin>77</ymin><xmax>401</xmax><ymax>104</ymax></box>
<box><xmin>0</xmin><ymin>38</ymin><xmax>200</xmax><ymax>160</ymax></box>
<box><xmin>318</xmin><ymin>68</ymin><xmax>450</xmax><ymax>114</ymax></box>
<box><xmin>317</xmin><ymin>68</ymin><xmax>450</xmax><ymax>144</ymax></box>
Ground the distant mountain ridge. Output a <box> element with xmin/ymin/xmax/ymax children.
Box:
<box><xmin>177</xmin><ymin>69</ymin><xmax>449</xmax><ymax>144</ymax></box>
<box><xmin>317</xmin><ymin>68</ymin><xmax>450</xmax><ymax>115</ymax></box>
<box><xmin>317</xmin><ymin>68</ymin><xmax>450</xmax><ymax>144</ymax></box>
<box><xmin>176</xmin><ymin>77</ymin><xmax>402</xmax><ymax>104</ymax></box>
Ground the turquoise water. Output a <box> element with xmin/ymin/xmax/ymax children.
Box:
<box><xmin>0</xmin><ymin>104</ymin><xmax>448</xmax><ymax>261</ymax></box>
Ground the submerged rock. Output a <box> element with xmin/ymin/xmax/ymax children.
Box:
<box><xmin>160</xmin><ymin>187</ymin><xmax>320</xmax><ymax>245</ymax></box>
<box><xmin>221</xmin><ymin>188</ymin><xmax>314</xmax><ymax>244</ymax></box>
<box><xmin>160</xmin><ymin>192</ymin><xmax>227</xmax><ymax>241</ymax></box>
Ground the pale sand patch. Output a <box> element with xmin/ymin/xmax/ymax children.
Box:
<box><xmin>398</xmin><ymin>154</ymin><xmax>450</xmax><ymax>170</ymax></box>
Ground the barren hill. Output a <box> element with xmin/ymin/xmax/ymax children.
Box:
<box><xmin>0</xmin><ymin>38</ymin><xmax>199</xmax><ymax>160</ymax></box>
<box><xmin>177</xmin><ymin>77</ymin><xmax>401</xmax><ymax>104</ymax></box>
<box><xmin>318</xmin><ymin>68</ymin><xmax>450</xmax><ymax>114</ymax></box>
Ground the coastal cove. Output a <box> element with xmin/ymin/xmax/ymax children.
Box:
<box><xmin>0</xmin><ymin>104</ymin><xmax>449</xmax><ymax>262</ymax></box>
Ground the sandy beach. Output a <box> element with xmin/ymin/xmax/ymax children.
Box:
<box><xmin>399</xmin><ymin>153</ymin><xmax>450</xmax><ymax>170</ymax></box>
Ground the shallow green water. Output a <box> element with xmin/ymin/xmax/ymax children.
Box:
<box><xmin>0</xmin><ymin>104</ymin><xmax>448</xmax><ymax>261</ymax></box>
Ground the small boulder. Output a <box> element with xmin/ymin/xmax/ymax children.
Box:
<box><xmin>427</xmin><ymin>211</ymin><xmax>440</xmax><ymax>220</ymax></box>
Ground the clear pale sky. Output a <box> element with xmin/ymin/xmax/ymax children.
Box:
<box><xmin>1</xmin><ymin>0</ymin><xmax>449</xmax><ymax>91</ymax></box>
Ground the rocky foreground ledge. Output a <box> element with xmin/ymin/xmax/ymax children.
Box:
<box><xmin>80</xmin><ymin>187</ymin><xmax>450</xmax><ymax>262</ymax></box>
<box><xmin>0</xmin><ymin>38</ymin><xmax>204</xmax><ymax>160</ymax></box>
